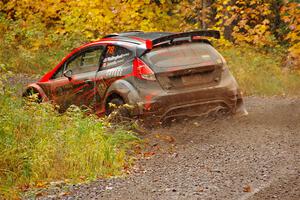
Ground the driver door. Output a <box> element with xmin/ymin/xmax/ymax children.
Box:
<box><xmin>50</xmin><ymin>45</ymin><xmax>105</xmax><ymax>111</ymax></box>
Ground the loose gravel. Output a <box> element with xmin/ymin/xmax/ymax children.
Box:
<box><xmin>36</xmin><ymin>97</ymin><xmax>300</xmax><ymax>200</ymax></box>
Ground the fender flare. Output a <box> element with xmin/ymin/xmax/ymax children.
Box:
<box><xmin>105</xmin><ymin>79</ymin><xmax>140</xmax><ymax>105</ymax></box>
<box><xmin>23</xmin><ymin>83</ymin><xmax>49</xmax><ymax>101</ymax></box>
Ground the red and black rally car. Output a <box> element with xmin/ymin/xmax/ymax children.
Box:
<box><xmin>23</xmin><ymin>30</ymin><xmax>247</xmax><ymax>120</ymax></box>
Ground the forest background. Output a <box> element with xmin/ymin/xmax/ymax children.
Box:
<box><xmin>0</xmin><ymin>0</ymin><xmax>300</xmax><ymax>73</ymax></box>
<box><xmin>0</xmin><ymin>0</ymin><xmax>299</xmax><ymax>95</ymax></box>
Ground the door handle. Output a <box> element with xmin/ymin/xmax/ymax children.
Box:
<box><xmin>84</xmin><ymin>79</ymin><xmax>93</xmax><ymax>84</ymax></box>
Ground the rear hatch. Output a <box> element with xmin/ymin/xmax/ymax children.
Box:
<box><xmin>142</xmin><ymin>42</ymin><xmax>223</xmax><ymax>90</ymax></box>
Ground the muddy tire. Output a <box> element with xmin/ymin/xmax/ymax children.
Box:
<box><xmin>105</xmin><ymin>98</ymin><xmax>130</xmax><ymax>122</ymax></box>
<box><xmin>23</xmin><ymin>88</ymin><xmax>42</xmax><ymax>103</ymax></box>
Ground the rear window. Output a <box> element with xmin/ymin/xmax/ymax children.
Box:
<box><xmin>143</xmin><ymin>43</ymin><xmax>222</xmax><ymax>68</ymax></box>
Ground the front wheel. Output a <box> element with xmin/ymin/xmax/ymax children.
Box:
<box><xmin>23</xmin><ymin>88</ymin><xmax>42</xmax><ymax>103</ymax></box>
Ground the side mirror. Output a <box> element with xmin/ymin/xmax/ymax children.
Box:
<box><xmin>63</xmin><ymin>69</ymin><xmax>72</xmax><ymax>80</ymax></box>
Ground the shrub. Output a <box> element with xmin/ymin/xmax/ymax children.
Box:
<box><xmin>219</xmin><ymin>45</ymin><xmax>300</xmax><ymax>96</ymax></box>
<box><xmin>0</xmin><ymin>82</ymin><xmax>139</xmax><ymax>199</ymax></box>
<box><xmin>0</xmin><ymin>15</ymin><xmax>86</xmax><ymax>74</ymax></box>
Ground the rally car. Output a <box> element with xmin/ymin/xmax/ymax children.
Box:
<box><xmin>23</xmin><ymin>30</ymin><xmax>247</xmax><ymax>120</ymax></box>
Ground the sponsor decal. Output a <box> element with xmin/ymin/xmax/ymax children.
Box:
<box><xmin>98</xmin><ymin>68</ymin><xmax>124</xmax><ymax>78</ymax></box>
<box><xmin>103</xmin><ymin>53</ymin><xmax>130</xmax><ymax>67</ymax></box>
<box><xmin>107</xmin><ymin>46</ymin><xmax>116</xmax><ymax>55</ymax></box>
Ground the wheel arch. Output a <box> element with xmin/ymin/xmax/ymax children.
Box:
<box><xmin>103</xmin><ymin>79</ymin><xmax>140</xmax><ymax>109</ymax></box>
<box><xmin>22</xmin><ymin>83</ymin><xmax>49</xmax><ymax>101</ymax></box>
<box><xmin>105</xmin><ymin>93</ymin><xmax>125</xmax><ymax>105</ymax></box>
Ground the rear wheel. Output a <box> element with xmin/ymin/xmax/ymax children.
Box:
<box><xmin>106</xmin><ymin>98</ymin><xmax>124</xmax><ymax>115</ymax></box>
<box><xmin>105</xmin><ymin>97</ymin><xmax>130</xmax><ymax>121</ymax></box>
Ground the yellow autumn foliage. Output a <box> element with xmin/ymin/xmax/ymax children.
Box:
<box><xmin>0</xmin><ymin>0</ymin><xmax>299</xmax><ymax>70</ymax></box>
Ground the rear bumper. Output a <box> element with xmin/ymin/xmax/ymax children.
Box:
<box><xmin>130</xmin><ymin>73</ymin><xmax>246</xmax><ymax>120</ymax></box>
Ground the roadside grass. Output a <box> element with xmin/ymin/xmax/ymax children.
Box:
<box><xmin>0</xmin><ymin>85</ymin><xmax>139</xmax><ymax>199</ymax></box>
<box><xmin>219</xmin><ymin>45</ymin><xmax>300</xmax><ymax>96</ymax></box>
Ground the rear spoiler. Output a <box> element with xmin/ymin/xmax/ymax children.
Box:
<box><xmin>146</xmin><ymin>30</ymin><xmax>220</xmax><ymax>49</ymax></box>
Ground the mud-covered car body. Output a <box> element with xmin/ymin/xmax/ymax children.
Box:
<box><xmin>24</xmin><ymin>30</ymin><xmax>247</xmax><ymax>120</ymax></box>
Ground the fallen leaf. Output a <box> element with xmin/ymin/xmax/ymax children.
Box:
<box><xmin>155</xmin><ymin>134</ymin><xmax>175</xmax><ymax>143</ymax></box>
<box><xmin>35</xmin><ymin>192</ymin><xmax>45</xmax><ymax>198</ymax></box>
<box><xmin>143</xmin><ymin>151</ymin><xmax>155</xmax><ymax>158</ymax></box>
<box><xmin>19</xmin><ymin>184</ymin><xmax>30</xmax><ymax>192</ymax></box>
<box><xmin>36</xmin><ymin>181</ymin><xmax>48</xmax><ymax>188</ymax></box>
<box><xmin>163</xmin><ymin>135</ymin><xmax>175</xmax><ymax>143</ymax></box>
<box><xmin>105</xmin><ymin>186</ymin><xmax>113</xmax><ymax>190</ymax></box>
<box><xmin>59</xmin><ymin>192</ymin><xmax>70</xmax><ymax>196</ymax></box>
<box><xmin>243</xmin><ymin>185</ymin><xmax>252</xmax><ymax>192</ymax></box>
<box><xmin>196</xmin><ymin>186</ymin><xmax>204</xmax><ymax>192</ymax></box>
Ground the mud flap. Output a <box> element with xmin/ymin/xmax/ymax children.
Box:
<box><xmin>235</xmin><ymin>103</ymin><xmax>248</xmax><ymax>116</ymax></box>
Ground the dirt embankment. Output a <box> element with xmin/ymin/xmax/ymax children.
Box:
<box><xmin>35</xmin><ymin>97</ymin><xmax>299</xmax><ymax>200</ymax></box>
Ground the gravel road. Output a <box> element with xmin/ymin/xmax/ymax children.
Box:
<box><xmin>38</xmin><ymin>96</ymin><xmax>298</xmax><ymax>200</ymax></box>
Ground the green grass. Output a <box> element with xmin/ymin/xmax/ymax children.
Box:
<box><xmin>219</xmin><ymin>46</ymin><xmax>300</xmax><ymax>96</ymax></box>
<box><xmin>0</xmin><ymin>85</ymin><xmax>139</xmax><ymax>199</ymax></box>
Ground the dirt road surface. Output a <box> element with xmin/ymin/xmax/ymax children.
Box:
<box><xmin>38</xmin><ymin>97</ymin><xmax>299</xmax><ymax>200</ymax></box>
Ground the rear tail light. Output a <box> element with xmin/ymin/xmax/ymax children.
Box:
<box><xmin>133</xmin><ymin>58</ymin><xmax>156</xmax><ymax>81</ymax></box>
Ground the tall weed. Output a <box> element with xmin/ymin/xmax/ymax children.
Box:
<box><xmin>219</xmin><ymin>46</ymin><xmax>300</xmax><ymax>96</ymax></box>
<box><xmin>0</xmin><ymin>84</ymin><xmax>139</xmax><ymax>199</ymax></box>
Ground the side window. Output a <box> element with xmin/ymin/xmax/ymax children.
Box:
<box><xmin>102</xmin><ymin>45</ymin><xmax>133</xmax><ymax>69</ymax></box>
<box><xmin>67</xmin><ymin>55</ymin><xmax>83</xmax><ymax>73</ymax></box>
<box><xmin>67</xmin><ymin>47</ymin><xmax>103</xmax><ymax>74</ymax></box>
<box><xmin>52</xmin><ymin>66</ymin><xmax>64</xmax><ymax>79</ymax></box>
<box><xmin>51</xmin><ymin>46</ymin><xmax>104</xmax><ymax>79</ymax></box>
